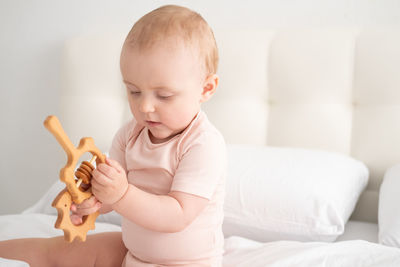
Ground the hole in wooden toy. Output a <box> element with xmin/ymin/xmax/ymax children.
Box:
<box><xmin>69</xmin><ymin>210</ymin><xmax>84</xmax><ymax>226</ymax></box>
<box><xmin>68</xmin><ymin>207</ymin><xmax>90</xmax><ymax>226</ymax></box>
<box><xmin>79</xmin><ymin>183</ymin><xmax>91</xmax><ymax>192</ymax></box>
<box><xmin>82</xmin><ymin>215</ymin><xmax>89</xmax><ymax>224</ymax></box>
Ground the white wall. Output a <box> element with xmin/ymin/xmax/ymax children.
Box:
<box><xmin>1</xmin><ymin>0</ymin><xmax>399</xmax><ymax>215</ymax></box>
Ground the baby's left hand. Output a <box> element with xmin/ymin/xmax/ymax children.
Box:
<box><xmin>92</xmin><ymin>157</ymin><xmax>129</xmax><ymax>205</ymax></box>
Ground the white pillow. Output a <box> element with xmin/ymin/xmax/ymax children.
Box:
<box><xmin>223</xmin><ymin>144</ymin><xmax>369</xmax><ymax>242</ymax></box>
<box><xmin>23</xmin><ymin>180</ymin><xmax>64</xmax><ymax>216</ymax></box>
<box><xmin>379</xmin><ymin>164</ymin><xmax>400</xmax><ymax>248</ymax></box>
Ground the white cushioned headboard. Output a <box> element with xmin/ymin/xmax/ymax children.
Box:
<box><xmin>60</xmin><ymin>28</ymin><xmax>400</xmax><ymax>223</ymax></box>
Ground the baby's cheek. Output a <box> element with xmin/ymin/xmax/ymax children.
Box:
<box><xmin>162</xmin><ymin>101</ymin><xmax>198</xmax><ymax>129</ymax></box>
<box><xmin>170</xmin><ymin>113</ymin><xmax>191</xmax><ymax>128</ymax></box>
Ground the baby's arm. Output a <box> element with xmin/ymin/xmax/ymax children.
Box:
<box><xmin>114</xmin><ymin>186</ymin><xmax>208</xmax><ymax>233</ymax></box>
<box><xmin>92</xmin><ymin>158</ymin><xmax>209</xmax><ymax>233</ymax></box>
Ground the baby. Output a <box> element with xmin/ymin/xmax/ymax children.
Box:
<box><xmin>0</xmin><ymin>4</ymin><xmax>226</xmax><ymax>267</ymax></box>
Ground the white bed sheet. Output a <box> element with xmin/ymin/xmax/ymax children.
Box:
<box><xmin>1</xmin><ymin>213</ymin><xmax>400</xmax><ymax>267</ymax></box>
<box><xmin>223</xmin><ymin>236</ymin><xmax>400</xmax><ymax>267</ymax></box>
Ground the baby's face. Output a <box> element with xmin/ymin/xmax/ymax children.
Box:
<box><xmin>120</xmin><ymin>40</ymin><xmax>207</xmax><ymax>144</ymax></box>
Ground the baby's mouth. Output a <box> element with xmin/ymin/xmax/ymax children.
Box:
<box><xmin>145</xmin><ymin>120</ymin><xmax>162</xmax><ymax>127</ymax></box>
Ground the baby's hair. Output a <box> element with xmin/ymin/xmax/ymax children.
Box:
<box><xmin>125</xmin><ymin>5</ymin><xmax>218</xmax><ymax>75</ymax></box>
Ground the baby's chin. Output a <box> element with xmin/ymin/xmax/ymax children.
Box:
<box><xmin>148</xmin><ymin>129</ymin><xmax>173</xmax><ymax>144</ymax></box>
<box><xmin>148</xmin><ymin>127</ymin><xmax>186</xmax><ymax>144</ymax></box>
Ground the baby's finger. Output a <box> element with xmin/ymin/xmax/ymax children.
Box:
<box><xmin>70</xmin><ymin>203</ymin><xmax>77</xmax><ymax>212</ymax></box>
<box><xmin>70</xmin><ymin>214</ymin><xmax>83</xmax><ymax>225</ymax></box>
<box><xmin>91</xmin><ymin>178</ymin><xmax>109</xmax><ymax>198</ymax></box>
<box><xmin>78</xmin><ymin>196</ymin><xmax>98</xmax><ymax>208</ymax></box>
<box><xmin>75</xmin><ymin>201</ymin><xmax>102</xmax><ymax>216</ymax></box>
<box><xmin>92</xmin><ymin>169</ymin><xmax>111</xmax><ymax>186</ymax></box>
<box><xmin>96</xmin><ymin>163</ymin><xmax>118</xmax><ymax>180</ymax></box>
<box><xmin>105</xmin><ymin>157</ymin><xmax>124</xmax><ymax>173</ymax></box>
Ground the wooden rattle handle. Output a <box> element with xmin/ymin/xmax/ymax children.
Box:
<box><xmin>44</xmin><ymin>116</ymin><xmax>76</xmax><ymax>158</ymax></box>
<box><xmin>44</xmin><ymin>115</ymin><xmax>105</xmax><ymax>242</ymax></box>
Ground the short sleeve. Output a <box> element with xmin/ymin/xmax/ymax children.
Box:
<box><xmin>170</xmin><ymin>132</ymin><xmax>226</xmax><ymax>199</ymax></box>
<box><xmin>109</xmin><ymin>118</ymin><xmax>139</xmax><ymax>171</ymax></box>
<box><xmin>109</xmin><ymin>125</ymin><xmax>128</xmax><ymax>171</ymax></box>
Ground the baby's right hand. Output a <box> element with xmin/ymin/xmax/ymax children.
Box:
<box><xmin>70</xmin><ymin>196</ymin><xmax>102</xmax><ymax>225</ymax></box>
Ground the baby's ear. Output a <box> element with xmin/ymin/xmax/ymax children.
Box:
<box><xmin>200</xmin><ymin>74</ymin><xmax>219</xmax><ymax>103</ymax></box>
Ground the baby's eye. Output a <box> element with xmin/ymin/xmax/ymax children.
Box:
<box><xmin>157</xmin><ymin>94</ymin><xmax>173</xmax><ymax>100</ymax></box>
<box><xmin>130</xmin><ymin>91</ymin><xmax>141</xmax><ymax>96</ymax></box>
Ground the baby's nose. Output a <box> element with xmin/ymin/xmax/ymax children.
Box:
<box><xmin>139</xmin><ymin>97</ymin><xmax>155</xmax><ymax>113</ymax></box>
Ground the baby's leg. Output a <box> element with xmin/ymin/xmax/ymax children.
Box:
<box><xmin>0</xmin><ymin>231</ymin><xmax>127</xmax><ymax>267</ymax></box>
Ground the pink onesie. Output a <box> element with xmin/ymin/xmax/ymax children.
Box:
<box><xmin>109</xmin><ymin>111</ymin><xmax>226</xmax><ymax>267</ymax></box>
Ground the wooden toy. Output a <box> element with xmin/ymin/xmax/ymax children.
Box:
<box><xmin>44</xmin><ymin>115</ymin><xmax>105</xmax><ymax>242</ymax></box>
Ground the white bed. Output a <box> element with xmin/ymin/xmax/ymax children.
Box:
<box><xmin>2</xmin><ymin>27</ymin><xmax>400</xmax><ymax>266</ymax></box>
<box><xmin>1</xmin><ymin>182</ymin><xmax>400</xmax><ymax>267</ymax></box>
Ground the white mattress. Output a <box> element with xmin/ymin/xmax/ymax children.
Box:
<box><xmin>2</xmin><ymin>214</ymin><xmax>400</xmax><ymax>267</ymax></box>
